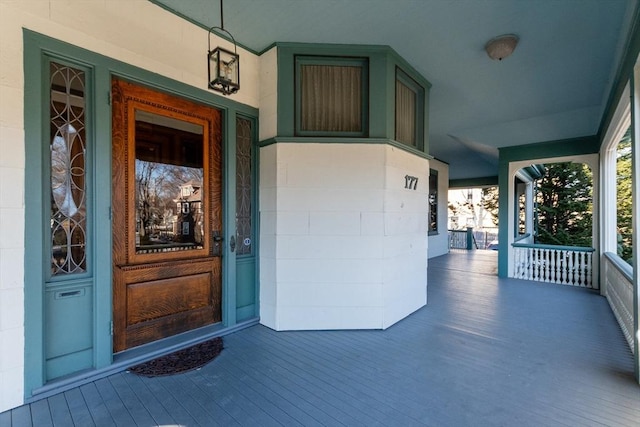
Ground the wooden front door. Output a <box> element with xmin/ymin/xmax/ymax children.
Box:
<box><xmin>111</xmin><ymin>79</ymin><xmax>222</xmax><ymax>352</ymax></box>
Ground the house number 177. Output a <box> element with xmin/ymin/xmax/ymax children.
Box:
<box><xmin>404</xmin><ymin>175</ymin><xmax>418</xmax><ymax>190</ymax></box>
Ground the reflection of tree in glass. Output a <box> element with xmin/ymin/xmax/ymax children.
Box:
<box><xmin>135</xmin><ymin>160</ymin><xmax>203</xmax><ymax>245</ymax></box>
<box><xmin>616</xmin><ymin>130</ymin><xmax>632</xmax><ymax>263</ymax></box>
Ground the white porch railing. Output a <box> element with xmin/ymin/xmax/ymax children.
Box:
<box><xmin>512</xmin><ymin>243</ymin><xmax>596</xmax><ymax>288</ymax></box>
<box><xmin>603</xmin><ymin>252</ymin><xmax>634</xmax><ymax>353</ymax></box>
<box><xmin>448</xmin><ymin>229</ymin><xmax>470</xmax><ymax>250</ymax></box>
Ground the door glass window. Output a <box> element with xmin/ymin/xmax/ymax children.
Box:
<box><xmin>50</xmin><ymin>62</ymin><xmax>87</xmax><ymax>275</ymax></box>
<box><xmin>236</xmin><ymin>117</ymin><xmax>253</xmax><ymax>255</ymax></box>
<box><xmin>134</xmin><ymin>110</ymin><xmax>204</xmax><ymax>254</ymax></box>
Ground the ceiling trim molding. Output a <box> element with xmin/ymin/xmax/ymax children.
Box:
<box><xmin>449</xmin><ymin>176</ymin><xmax>498</xmax><ymax>188</ymax></box>
<box><xmin>498</xmin><ymin>135</ymin><xmax>599</xmax><ymax>163</ymax></box>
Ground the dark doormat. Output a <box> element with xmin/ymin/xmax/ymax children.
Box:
<box><xmin>128</xmin><ymin>337</ymin><xmax>223</xmax><ymax>377</ymax></box>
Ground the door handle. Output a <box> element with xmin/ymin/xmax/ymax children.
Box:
<box><xmin>230</xmin><ymin>235</ymin><xmax>236</xmax><ymax>252</ymax></box>
<box><xmin>212</xmin><ymin>231</ymin><xmax>223</xmax><ymax>256</ymax></box>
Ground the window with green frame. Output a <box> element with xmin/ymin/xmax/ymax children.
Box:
<box><xmin>295</xmin><ymin>56</ymin><xmax>369</xmax><ymax>137</ymax></box>
<box><xmin>428</xmin><ymin>169</ymin><xmax>438</xmax><ymax>234</ymax></box>
<box><xmin>395</xmin><ymin>68</ymin><xmax>424</xmax><ymax>148</ymax></box>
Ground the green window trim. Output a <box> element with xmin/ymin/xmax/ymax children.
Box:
<box><xmin>428</xmin><ymin>168</ymin><xmax>438</xmax><ymax>234</ymax></box>
<box><xmin>294</xmin><ymin>55</ymin><xmax>369</xmax><ymax>137</ymax></box>
<box><xmin>395</xmin><ymin>67</ymin><xmax>425</xmax><ymax>150</ymax></box>
<box><xmin>46</xmin><ymin>57</ymin><xmax>94</xmax><ymax>283</ymax></box>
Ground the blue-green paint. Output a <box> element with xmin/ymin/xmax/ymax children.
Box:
<box><xmin>235</xmin><ymin>115</ymin><xmax>259</xmax><ymax>322</ymax></box>
<box><xmin>466</xmin><ymin>228</ymin><xmax>474</xmax><ymax>250</ymax></box>
<box><xmin>223</xmin><ymin>109</ymin><xmax>238</xmax><ymax>328</ymax></box>
<box><xmin>497</xmin><ymin>160</ymin><xmax>510</xmax><ymax>278</ymax></box>
<box><xmin>23</xmin><ymin>29</ymin><xmax>259</xmax><ymax>399</ymax></box>
<box><xmin>449</xmin><ymin>176</ymin><xmax>498</xmax><ymax>188</ymax></box>
<box><xmin>258</xmin><ymin>137</ymin><xmax>433</xmax><ymax>161</ymax></box>
<box><xmin>273</xmin><ymin>43</ymin><xmax>430</xmax><ymax>155</ymax></box>
<box><xmin>499</xmin><ymin>135</ymin><xmax>599</xmax><ymax>162</ymax></box>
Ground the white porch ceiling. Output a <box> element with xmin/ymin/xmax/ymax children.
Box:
<box><xmin>151</xmin><ymin>0</ymin><xmax>636</xmax><ymax>181</ymax></box>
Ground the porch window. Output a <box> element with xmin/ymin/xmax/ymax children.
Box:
<box><xmin>50</xmin><ymin>62</ymin><xmax>88</xmax><ymax>276</ymax></box>
<box><xmin>395</xmin><ymin>68</ymin><xmax>424</xmax><ymax>148</ymax></box>
<box><xmin>295</xmin><ymin>56</ymin><xmax>368</xmax><ymax>136</ymax></box>
<box><xmin>616</xmin><ymin>125</ymin><xmax>632</xmax><ymax>264</ymax></box>
<box><xmin>236</xmin><ymin>117</ymin><xmax>254</xmax><ymax>255</ymax></box>
<box><xmin>428</xmin><ymin>169</ymin><xmax>438</xmax><ymax>234</ymax></box>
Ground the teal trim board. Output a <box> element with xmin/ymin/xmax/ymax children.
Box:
<box><xmin>499</xmin><ymin>135</ymin><xmax>599</xmax><ymax>163</ymax></box>
<box><xmin>22</xmin><ymin>29</ymin><xmax>259</xmax><ymax>399</ymax></box>
<box><xmin>258</xmin><ymin>137</ymin><xmax>434</xmax><ymax>161</ymax></box>
<box><xmin>497</xmin><ymin>160</ymin><xmax>510</xmax><ymax>278</ymax></box>
<box><xmin>449</xmin><ymin>176</ymin><xmax>498</xmax><ymax>188</ymax></box>
<box><xmin>223</xmin><ymin>109</ymin><xmax>238</xmax><ymax>328</ymax></box>
<box><xmin>235</xmin><ymin>114</ymin><xmax>259</xmax><ymax>322</ymax></box>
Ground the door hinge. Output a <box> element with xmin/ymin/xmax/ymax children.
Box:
<box><xmin>109</xmin><ymin>321</ymin><xmax>114</xmax><ymax>336</ymax></box>
<box><xmin>108</xmin><ymin>90</ymin><xmax>112</xmax><ymax>106</ymax></box>
<box><xmin>108</xmin><ymin>206</ymin><xmax>113</xmax><ymax>220</ymax></box>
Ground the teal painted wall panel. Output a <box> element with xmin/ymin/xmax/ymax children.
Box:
<box><xmin>236</xmin><ymin>257</ymin><xmax>256</xmax><ymax>309</ymax></box>
<box><xmin>45</xmin><ymin>349</ymin><xmax>93</xmax><ymax>381</ymax></box>
<box><xmin>45</xmin><ymin>284</ymin><xmax>93</xmax><ymax>362</ymax></box>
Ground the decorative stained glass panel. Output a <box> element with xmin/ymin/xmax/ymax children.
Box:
<box><xmin>429</xmin><ymin>169</ymin><xmax>438</xmax><ymax>233</ymax></box>
<box><xmin>236</xmin><ymin>117</ymin><xmax>253</xmax><ymax>255</ymax></box>
<box><xmin>50</xmin><ymin>62</ymin><xmax>87</xmax><ymax>275</ymax></box>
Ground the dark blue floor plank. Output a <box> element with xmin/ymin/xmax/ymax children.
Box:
<box><xmin>27</xmin><ymin>400</ymin><xmax>51</xmax><ymax>427</ymax></box>
<box><xmin>92</xmin><ymin>378</ymin><xmax>135</xmax><ymax>426</ymax></box>
<box><xmin>153</xmin><ymin>373</ymin><xmax>228</xmax><ymax>426</ymax></box>
<box><xmin>79</xmin><ymin>383</ymin><xmax>114</xmax><ymax>427</ymax></box>
<box><xmin>134</xmin><ymin>374</ymin><xmax>201</xmax><ymax>427</ymax></box>
<box><xmin>8</xmin><ymin>406</ymin><xmax>30</xmax><ymax>427</ymax></box>
<box><xmin>46</xmin><ymin>394</ymin><xmax>73</xmax><ymax>427</ymax></box>
<box><xmin>0</xmin><ymin>410</ymin><xmax>11</xmax><ymax>427</ymax></box>
<box><xmin>107</xmin><ymin>374</ymin><xmax>156</xmax><ymax>427</ymax></box>
<box><xmin>119</xmin><ymin>372</ymin><xmax>176</xmax><ymax>427</ymax></box>
<box><xmin>63</xmin><ymin>388</ymin><xmax>95</xmax><ymax>427</ymax></box>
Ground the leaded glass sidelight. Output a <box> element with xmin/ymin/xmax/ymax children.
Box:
<box><xmin>236</xmin><ymin>117</ymin><xmax>253</xmax><ymax>255</ymax></box>
<box><xmin>50</xmin><ymin>62</ymin><xmax>87</xmax><ymax>275</ymax></box>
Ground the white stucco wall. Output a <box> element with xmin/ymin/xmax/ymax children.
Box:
<box><xmin>427</xmin><ymin>158</ymin><xmax>449</xmax><ymax>259</ymax></box>
<box><xmin>0</xmin><ymin>0</ymin><xmax>261</xmax><ymax>412</ymax></box>
<box><xmin>259</xmin><ymin>143</ymin><xmax>429</xmax><ymax>330</ymax></box>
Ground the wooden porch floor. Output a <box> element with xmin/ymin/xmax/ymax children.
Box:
<box><xmin>2</xmin><ymin>251</ymin><xmax>639</xmax><ymax>426</ymax></box>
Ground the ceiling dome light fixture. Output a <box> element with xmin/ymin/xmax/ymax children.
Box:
<box><xmin>485</xmin><ymin>34</ymin><xmax>519</xmax><ymax>61</ymax></box>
